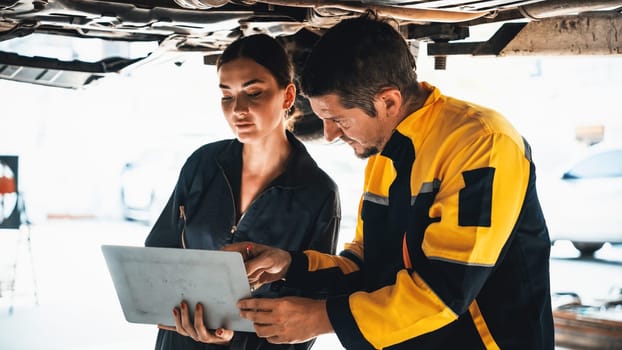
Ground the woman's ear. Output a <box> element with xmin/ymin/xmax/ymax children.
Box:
<box><xmin>283</xmin><ymin>83</ymin><xmax>297</xmax><ymax>110</ymax></box>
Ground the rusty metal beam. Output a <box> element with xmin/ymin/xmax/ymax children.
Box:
<box><xmin>501</xmin><ymin>12</ymin><xmax>622</xmax><ymax>55</ymax></box>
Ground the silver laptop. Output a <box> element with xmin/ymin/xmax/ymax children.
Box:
<box><xmin>101</xmin><ymin>244</ymin><xmax>254</xmax><ymax>332</ymax></box>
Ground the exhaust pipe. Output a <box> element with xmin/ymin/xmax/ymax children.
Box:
<box><xmin>172</xmin><ymin>0</ymin><xmax>491</xmax><ymax>23</ymax></box>
<box><xmin>520</xmin><ymin>0</ymin><xmax>622</xmax><ymax>20</ymax></box>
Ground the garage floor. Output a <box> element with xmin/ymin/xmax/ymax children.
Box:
<box><xmin>0</xmin><ymin>220</ymin><xmax>156</xmax><ymax>350</ymax></box>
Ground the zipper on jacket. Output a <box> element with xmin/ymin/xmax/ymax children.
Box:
<box><xmin>219</xmin><ymin>165</ymin><xmax>240</xmax><ymax>237</ymax></box>
<box><xmin>219</xmin><ymin>163</ymin><xmax>277</xmax><ymax>238</ymax></box>
<box><xmin>179</xmin><ymin>205</ymin><xmax>187</xmax><ymax>249</ymax></box>
<box><xmin>230</xmin><ymin>210</ymin><xmax>248</xmax><ymax>234</ymax></box>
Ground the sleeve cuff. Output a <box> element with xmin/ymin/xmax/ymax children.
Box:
<box><xmin>283</xmin><ymin>250</ymin><xmax>309</xmax><ymax>288</ymax></box>
<box><xmin>326</xmin><ymin>295</ymin><xmax>375</xmax><ymax>350</ymax></box>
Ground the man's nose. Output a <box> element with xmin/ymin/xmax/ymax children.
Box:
<box><xmin>323</xmin><ymin>120</ymin><xmax>342</xmax><ymax>143</ymax></box>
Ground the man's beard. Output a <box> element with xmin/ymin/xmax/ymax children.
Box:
<box><xmin>341</xmin><ymin>136</ymin><xmax>380</xmax><ymax>159</ymax></box>
<box><xmin>355</xmin><ymin>146</ymin><xmax>379</xmax><ymax>159</ymax></box>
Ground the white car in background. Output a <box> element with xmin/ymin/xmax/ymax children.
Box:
<box><xmin>538</xmin><ymin>143</ymin><xmax>622</xmax><ymax>256</ymax></box>
<box><xmin>120</xmin><ymin>147</ymin><xmax>187</xmax><ymax>225</ymax></box>
<box><xmin>120</xmin><ymin>137</ymin><xmax>210</xmax><ymax>225</ymax></box>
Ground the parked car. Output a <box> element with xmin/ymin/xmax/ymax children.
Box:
<box><xmin>538</xmin><ymin>143</ymin><xmax>622</xmax><ymax>256</ymax></box>
<box><xmin>120</xmin><ymin>139</ymin><xmax>208</xmax><ymax>224</ymax></box>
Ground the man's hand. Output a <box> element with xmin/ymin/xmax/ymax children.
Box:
<box><xmin>222</xmin><ymin>242</ymin><xmax>292</xmax><ymax>290</ymax></box>
<box><xmin>237</xmin><ymin>296</ymin><xmax>333</xmax><ymax>344</ymax></box>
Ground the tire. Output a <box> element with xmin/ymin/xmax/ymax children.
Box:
<box><xmin>571</xmin><ymin>242</ymin><xmax>604</xmax><ymax>257</ymax></box>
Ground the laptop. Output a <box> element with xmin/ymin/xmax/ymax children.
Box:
<box><xmin>101</xmin><ymin>244</ymin><xmax>254</xmax><ymax>332</ymax></box>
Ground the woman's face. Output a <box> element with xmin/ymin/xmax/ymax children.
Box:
<box><xmin>218</xmin><ymin>57</ymin><xmax>293</xmax><ymax>144</ymax></box>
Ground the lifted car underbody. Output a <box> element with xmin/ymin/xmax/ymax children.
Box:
<box><xmin>1</xmin><ymin>1</ymin><xmax>621</xmax><ymax>136</ymax></box>
<box><xmin>2</xmin><ymin>0</ymin><xmax>621</xmax><ymax>80</ymax></box>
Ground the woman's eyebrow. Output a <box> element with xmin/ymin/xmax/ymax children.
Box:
<box><xmin>242</xmin><ymin>78</ymin><xmax>265</xmax><ymax>87</ymax></box>
<box><xmin>219</xmin><ymin>78</ymin><xmax>266</xmax><ymax>89</ymax></box>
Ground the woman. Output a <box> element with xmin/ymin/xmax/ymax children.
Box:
<box><xmin>144</xmin><ymin>34</ymin><xmax>341</xmax><ymax>349</ymax></box>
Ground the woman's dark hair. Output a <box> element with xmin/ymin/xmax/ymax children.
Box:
<box><xmin>301</xmin><ymin>12</ymin><xmax>419</xmax><ymax>117</ymax></box>
<box><xmin>216</xmin><ymin>34</ymin><xmax>293</xmax><ymax>89</ymax></box>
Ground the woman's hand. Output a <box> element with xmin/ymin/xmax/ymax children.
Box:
<box><xmin>157</xmin><ymin>301</ymin><xmax>234</xmax><ymax>345</ymax></box>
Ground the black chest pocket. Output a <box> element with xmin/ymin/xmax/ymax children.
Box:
<box><xmin>240</xmin><ymin>189</ymin><xmax>313</xmax><ymax>251</ymax></box>
<box><xmin>361</xmin><ymin>198</ymin><xmax>406</xmax><ymax>289</ymax></box>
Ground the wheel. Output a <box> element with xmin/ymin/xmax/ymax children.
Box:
<box><xmin>571</xmin><ymin>242</ymin><xmax>604</xmax><ymax>257</ymax></box>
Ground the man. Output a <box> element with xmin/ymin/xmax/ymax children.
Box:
<box><xmin>225</xmin><ymin>13</ymin><xmax>554</xmax><ymax>350</ymax></box>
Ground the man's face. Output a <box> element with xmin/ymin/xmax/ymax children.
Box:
<box><xmin>309</xmin><ymin>94</ymin><xmax>388</xmax><ymax>159</ymax></box>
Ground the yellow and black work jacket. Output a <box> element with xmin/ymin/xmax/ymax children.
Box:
<box><xmin>285</xmin><ymin>83</ymin><xmax>554</xmax><ymax>349</ymax></box>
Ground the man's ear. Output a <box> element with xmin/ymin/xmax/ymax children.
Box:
<box><xmin>377</xmin><ymin>88</ymin><xmax>402</xmax><ymax>118</ymax></box>
<box><xmin>283</xmin><ymin>83</ymin><xmax>297</xmax><ymax>110</ymax></box>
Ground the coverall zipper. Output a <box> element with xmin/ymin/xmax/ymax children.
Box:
<box><xmin>220</xmin><ymin>165</ymin><xmax>273</xmax><ymax>239</ymax></box>
<box><xmin>180</xmin><ymin>166</ymin><xmax>276</xmax><ymax>247</ymax></box>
